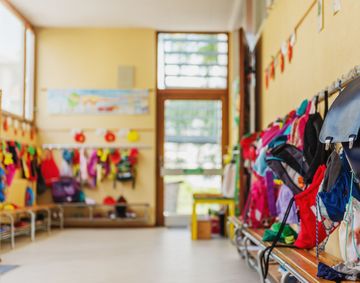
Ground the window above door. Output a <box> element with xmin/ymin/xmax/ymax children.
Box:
<box><xmin>157</xmin><ymin>33</ymin><xmax>229</xmax><ymax>90</ymax></box>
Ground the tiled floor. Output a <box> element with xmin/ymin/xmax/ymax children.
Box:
<box><xmin>0</xmin><ymin>228</ymin><xmax>258</xmax><ymax>283</ymax></box>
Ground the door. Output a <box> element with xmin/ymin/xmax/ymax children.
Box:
<box><xmin>157</xmin><ymin>91</ymin><xmax>228</xmax><ymax>226</ymax></box>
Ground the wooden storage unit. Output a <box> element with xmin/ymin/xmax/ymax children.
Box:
<box><xmin>197</xmin><ymin>220</ymin><xmax>212</xmax><ymax>240</ymax></box>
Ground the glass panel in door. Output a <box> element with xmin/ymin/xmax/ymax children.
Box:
<box><xmin>163</xmin><ymin>100</ymin><xmax>223</xmax><ymax>227</ymax></box>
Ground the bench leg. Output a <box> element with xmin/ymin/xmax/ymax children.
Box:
<box><xmin>244</xmin><ymin>236</ymin><xmax>258</xmax><ymax>271</ymax></box>
<box><xmin>46</xmin><ymin>208</ymin><xmax>51</xmax><ymax>235</ymax></box>
<box><xmin>237</xmin><ymin>236</ymin><xmax>247</xmax><ymax>259</ymax></box>
<box><xmin>227</xmin><ymin>202</ymin><xmax>235</xmax><ymax>239</ymax></box>
<box><xmin>234</xmin><ymin>227</ymin><xmax>241</xmax><ymax>245</ymax></box>
<box><xmin>59</xmin><ymin>206</ymin><xmax>64</xmax><ymax>229</ymax></box>
<box><xmin>29</xmin><ymin>211</ymin><xmax>36</xmax><ymax>241</ymax></box>
<box><xmin>191</xmin><ymin>203</ymin><xmax>197</xmax><ymax>240</ymax></box>
<box><xmin>257</xmin><ymin>248</ymin><xmax>266</xmax><ymax>283</ymax></box>
<box><xmin>234</xmin><ymin>228</ymin><xmax>246</xmax><ymax>259</ymax></box>
<box><xmin>9</xmin><ymin>215</ymin><xmax>15</xmax><ymax>249</ymax></box>
<box><xmin>280</xmin><ymin>271</ymin><xmax>291</xmax><ymax>283</ymax></box>
<box><xmin>2</xmin><ymin>213</ymin><xmax>15</xmax><ymax>249</ymax></box>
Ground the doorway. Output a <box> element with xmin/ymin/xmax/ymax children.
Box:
<box><xmin>157</xmin><ymin>92</ymin><xmax>228</xmax><ymax>226</ymax></box>
<box><xmin>156</xmin><ymin>32</ymin><xmax>229</xmax><ymax>226</ymax></box>
<box><xmin>156</xmin><ymin>91</ymin><xmax>228</xmax><ymax>227</ymax></box>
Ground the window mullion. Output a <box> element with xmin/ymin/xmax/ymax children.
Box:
<box><xmin>22</xmin><ymin>27</ymin><xmax>27</xmax><ymax>119</ymax></box>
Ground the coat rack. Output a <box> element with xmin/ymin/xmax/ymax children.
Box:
<box><xmin>42</xmin><ymin>143</ymin><xmax>152</xmax><ymax>150</ymax></box>
<box><xmin>264</xmin><ymin>65</ymin><xmax>360</xmax><ymax>129</ymax></box>
<box><xmin>316</xmin><ymin>65</ymin><xmax>360</xmax><ymax>102</ymax></box>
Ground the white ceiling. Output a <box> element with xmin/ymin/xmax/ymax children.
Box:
<box><xmin>9</xmin><ymin>0</ymin><xmax>243</xmax><ymax>31</ymax></box>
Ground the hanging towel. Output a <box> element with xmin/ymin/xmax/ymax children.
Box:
<box><xmin>79</xmin><ymin>149</ymin><xmax>89</xmax><ymax>182</ymax></box>
<box><xmin>222</xmin><ymin>163</ymin><xmax>236</xmax><ymax>198</ymax></box>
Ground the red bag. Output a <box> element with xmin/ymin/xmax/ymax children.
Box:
<box><xmin>240</xmin><ymin>133</ymin><xmax>258</xmax><ymax>162</ymax></box>
<box><xmin>41</xmin><ymin>151</ymin><xmax>60</xmax><ymax>186</ymax></box>
<box><xmin>294</xmin><ymin>165</ymin><xmax>327</xmax><ymax>249</ymax></box>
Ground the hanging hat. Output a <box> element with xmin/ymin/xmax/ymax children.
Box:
<box><xmin>127</xmin><ymin>130</ymin><xmax>140</xmax><ymax>142</ymax></box>
<box><xmin>103</xmin><ymin>196</ymin><xmax>116</xmax><ymax>205</ymax></box>
<box><xmin>110</xmin><ymin>150</ymin><xmax>121</xmax><ymax>164</ymax></box>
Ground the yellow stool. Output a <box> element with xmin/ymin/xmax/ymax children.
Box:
<box><xmin>191</xmin><ymin>194</ymin><xmax>236</xmax><ymax>240</ymax></box>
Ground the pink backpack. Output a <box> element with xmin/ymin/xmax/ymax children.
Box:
<box><xmin>243</xmin><ymin>174</ymin><xmax>272</xmax><ymax>228</ymax></box>
<box><xmin>261</xmin><ymin>124</ymin><xmax>281</xmax><ymax>147</ymax></box>
<box><xmin>289</xmin><ymin>101</ymin><xmax>312</xmax><ymax>150</ymax></box>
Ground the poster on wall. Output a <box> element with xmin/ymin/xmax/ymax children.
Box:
<box><xmin>317</xmin><ymin>0</ymin><xmax>324</xmax><ymax>32</ymax></box>
<box><xmin>47</xmin><ymin>89</ymin><xmax>149</xmax><ymax>115</ymax></box>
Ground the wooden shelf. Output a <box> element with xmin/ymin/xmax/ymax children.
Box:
<box><xmin>61</xmin><ymin>203</ymin><xmax>150</xmax><ymax>227</ymax></box>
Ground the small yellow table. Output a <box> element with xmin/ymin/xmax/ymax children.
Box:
<box><xmin>191</xmin><ymin>195</ymin><xmax>236</xmax><ymax>240</ymax></box>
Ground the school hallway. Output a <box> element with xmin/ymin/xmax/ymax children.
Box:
<box><xmin>0</xmin><ymin>229</ymin><xmax>258</xmax><ymax>283</ymax></box>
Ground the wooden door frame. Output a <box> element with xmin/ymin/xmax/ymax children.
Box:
<box><xmin>155</xmin><ymin>31</ymin><xmax>230</xmax><ymax>226</ymax></box>
<box><xmin>238</xmin><ymin>28</ymin><xmax>247</xmax><ymax>214</ymax></box>
<box><xmin>156</xmin><ymin>89</ymin><xmax>229</xmax><ymax>226</ymax></box>
<box><xmin>237</xmin><ymin>27</ymin><xmax>259</xmax><ymax>214</ymax></box>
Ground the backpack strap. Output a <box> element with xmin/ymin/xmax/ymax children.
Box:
<box><xmin>260</xmin><ymin>197</ymin><xmax>297</xmax><ymax>279</ymax></box>
<box><xmin>315</xmin><ymin>95</ymin><xmax>319</xmax><ymax>113</ymax></box>
<box><xmin>324</xmin><ymin>90</ymin><xmax>329</xmax><ymax>118</ymax></box>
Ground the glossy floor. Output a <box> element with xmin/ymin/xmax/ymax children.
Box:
<box><xmin>0</xmin><ymin>228</ymin><xmax>258</xmax><ymax>283</ymax></box>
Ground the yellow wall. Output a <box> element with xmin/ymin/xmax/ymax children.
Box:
<box><xmin>258</xmin><ymin>0</ymin><xmax>360</xmax><ymax>258</ymax></box>
<box><xmin>35</xmin><ymin>28</ymin><xmax>156</xmax><ymax>224</ymax></box>
<box><xmin>259</xmin><ymin>0</ymin><xmax>360</xmax><ymax>128</ymax></box>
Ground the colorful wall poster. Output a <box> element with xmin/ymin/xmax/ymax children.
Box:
<box><xmin>47</xmin><ymin>89</ymin><xmax>149</xmax><ymax>115</ymax></box>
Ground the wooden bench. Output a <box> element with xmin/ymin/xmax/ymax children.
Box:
<box><xmin>228</xmin><ymin>217</ymin><xmax>352</xmax><ymax>283</ymax></box>
<box><xmin>0</xmin><ymin>204</ymin><xmax>63</xmax><ymax>248</ymax></box>
<box><xmin>60</xmin><ymin>203</ymin><xmax>149</xmax><ymax>227</ymax></box>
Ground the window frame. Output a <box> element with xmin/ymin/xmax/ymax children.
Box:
<box><xmin>0</xmin><ymin>0</ymin><xmax>36</xmax><ymax>123</ymax></box>
<box><xmin>157</xmin><ymin>31</ymin><xmax>230</xmax><ymax>90</ymax></box>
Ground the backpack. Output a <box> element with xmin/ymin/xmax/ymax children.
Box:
<box><xmin>266</xmin><ymin>143</ymin><xmax>309</xmax><ymax>195</ymax></box>
<box><xmin>52</xmin><ymin>177</ymin><xmax>81</xmax><ymax>203</ymax></box>
<box><xmin>293</xmin><ymin>165</ymin><xmax>327</xmax><ymax>249</ymax></box>
<box><xmin>289</xmin><ymin>100</ymin><xmax>311</xmax><ymax>150</ymax></box>
<box><xmin>265</xmin><ymin>170</ymin><xmax>278</xmax><ymax>217</ymax></box>
<box><xmin>41</xmin><ymin>151</ymin><xmax>60</xmax><ymax>186</ymax></box>
<box><xmin>339</xmin><ymin>198</ymin><xmax>360</xmax><ymax>263</ymax></box>
<box><xmin>36</xmin><ymin>164</ymin><xmax>48</xmax><ymax>195</ymax></box>
<box><xmin>116</xmin><ymin>195</ymin><xmax>128</xmax><ymax>218</ymax></box>
<box><xmin>303</xmin><ymin>92</ymin><xmax>329</xmax><ymax>183</ymax></box>
<box><xmin>243</xmin><ymin>174</ymin><xmax>272</xmax><ymax>228</ymax></box>
<box><xmin>261</xmin><ymin>143</ymin><xmax>311</xmax><ymax>280</ymax></box>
